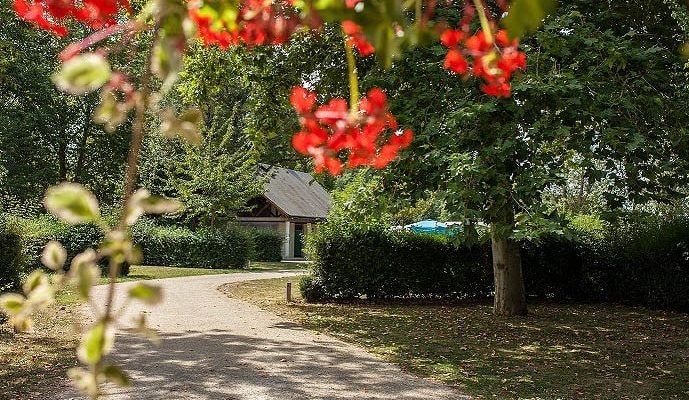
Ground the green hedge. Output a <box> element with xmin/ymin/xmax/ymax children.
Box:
<box><xmin>304</xmin><ymin>227</ymin><xmax>491</xmax><ymax>301</ymax></box>
<box><xmin>248</xmin><ymin>228</ymin><xmax>283</xmax><ymax>262</ymax></box>
<box><xmin>133</xmin><ymin>223</ymin><xmax>252</xmax><ymax>269</ymax></box>
<box><xmin>21</xmin><ymin>218</ymin><xmax>130</xmax><ymax>276</ymax></box>
<box><xmin>303</xmin><ymin>217</ymin><xmax>689</xmax><ymax>311</ymax></box>
<box><xmin>6</xmin><ymin>215</ymin><xmax>282</xmax><ymax>274</ymax></box>
<box><xmin>0</xmin><ymin>217</ymin><xmax>23</xmax><ymax>293</ymax></box>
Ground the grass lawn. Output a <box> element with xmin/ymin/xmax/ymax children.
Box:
<box><xmin>223</xmin><ymin>277</ymin><xmax>689</xmax><ymax>400</ymax></box>
<box><xmin>113</xmin><ymin>262</ymin><xmax>306</xmax><ymax>283</ymax></box>
<box><xmin>0</xmin><ymin>262</ymin><xmax>305</xmax><ymax>399</ymax></box>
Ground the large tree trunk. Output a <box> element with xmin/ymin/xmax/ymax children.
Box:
<box><xmin>491</xmin><ymin>230</ymin><xmax>528</xmax><ymax>316</ymax></box>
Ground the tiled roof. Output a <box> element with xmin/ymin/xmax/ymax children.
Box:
<box><xmin>260</xmin><ymin>165</ymin><xmax>331</xmax><ymax>219</ymax></box>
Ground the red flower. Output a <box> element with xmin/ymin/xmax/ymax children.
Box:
<box><xmin>188</xmin><ymin>0</ymin><xmax>301</xmax><ymax>48</ymax></box>
<box><xmin>443</xmin><ymin>49</ymin><xmax>468</xmax><ymax>74</ymax></box>
<box><xmin>342</xmin><ymin>20</ymin><xmax>375</xmax><ymax>56</ymax></box>
<box><xmin>440</xmin><ymin>27</ymin><xmax>526</xmax><ymax>98</ymax></box>
<box><xmin>13</xmin><ymin>0</ymin><xmax>129</xmax><ymax>36</ymax></box>
<box><xmin>289</xmin><ymin>86</ymin><xmax>413</xmax><ymax>175</ymax></box>
<box><xmin>290</xmin><ymin>86</ymin><xmax>317</xmax><ymax>114</ymax></box>
<box><xmin>440</xmin><ymin>29</ymin><xmax>464</xmax><ymax>48</ymax></box>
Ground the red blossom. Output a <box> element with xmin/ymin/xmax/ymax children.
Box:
<box><xmin>289</xmin><ymin>86</ymin><xmax>413</xmax><ymax>175</ymax></box>
<box><xmin>13</xmin><ymin>0</ymin><xmax>130</xmax><ymax>36</ymax></box>
<box><xmin>342</xmin><ymin>20</ymin><xmax>375</xmax><ymax>57</ymax></box>
<box><xmin>440</xmin><ymin>27</ymin><xmax>526</xmax><ymax>98</ymax></box>
<box><xmin>188</xmin><ymin>0</ymin><xmax>300</xmax><ymax>48</ymax></box>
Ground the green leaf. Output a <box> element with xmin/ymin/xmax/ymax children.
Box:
<box><xmin>68</xmin><ymin>367</ymin><xmax>100</xmax><ymax>398</ymax></box>
<box><xmin>41</xmin><ymin>240</ymin><xmax>67</xmax><ymax>271</ymax></box>
<box><xmin>52</xmin><ymin>53</ymin><xmax>112</xmax><ymax>95</ymax></box>
<box><xmin>132</xmin><ymin>313</ymin><xmax>161</xmax><ymax>344</ymax></box>
<box><xmin>44</xmin><ymin>183</ymin><xmax>101</xmax><ymax>224</ymax></box>
<box><xmin>128</xmin><ymin>283</ymin><xmax>163</xmax><ymax>305</ymax></box>
<box><xmin>0</xmin><ymin>293</ymin><xmax>25</xmax><ymax>315</ymax></box>
<box><xmin>125</xmin><ymin>189</ymin><xmax>181</xmax><ymax>225</ymax></box>
<box><xmin>102</xmin><ymin>364</ymin><xmax>131</xmax><ymax>387</ymax></box>
<box><xmin>160</xmin><ymin>108</ymin><xmax>204</xmax><ymax>144</ymax></box>
<box><xmin>77</xmin><ymin>322</ymin><xmax>114</xmax><ymax>365</ymax></box>
<box><xmin>22</xmin><ymin>270</ymin><xmax>48</xmax><ymax>295</ymax></box>
<box><xmin>70</xmin><ymin>249</ymin><xmax>99</xmax><ymax>299</ymax></box>
<box><xmin>503</xmin><ymin>0</ymin><xmax>557</xmax><ymax>39</ymax></box>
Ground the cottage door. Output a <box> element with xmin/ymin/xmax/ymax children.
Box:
<box><xmin>293</xmin><ymin>223</ymin><xmax>304</xmax><ymax>258</ymax></box>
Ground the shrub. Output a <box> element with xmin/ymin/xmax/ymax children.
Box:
<box><xmin>307</xmin><ymin>226</ymin><xmax>492</xmax><ymax>300</ymax></box>
<box><xmin>0</xmin><ymin>216</ymin><xmax>23</xmax><ymax>293</ymax></box>
<box><xmin>18</xmin><ymin>215</ymin><xmax>128</xmax><ymax>276</ymax></box>
<box><xmin>299</xmin><ymin>275</ymin><xmax>326</xmax><ymax>302</ymax></box>
<box><xmin>306</xmin><ymin>216</ymin><xmax>689</xmax><ymax>311</ymax></box>
<box><xmin>248</xmin><ymin>228</ymin><xmax>282</xmax><ymax>262</ymax></box>
<box><xmin>133</xmin><ymin>223</ymin><xmax>251</xmax><ymax>269</ymax></box>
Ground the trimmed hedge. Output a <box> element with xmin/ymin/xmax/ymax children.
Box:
<box><xmin>6</xmin><ymin>215</ymin><xmax>281</xmax><ymax>275</ymax></box>
<box><xmin>248</xmin><ymin>228</ymin><xmax>283</xmax><ymax>262</ymax></box>
<box><xmin>133</xmin><ymin>223</ymin><xmax>252</xmax><ymax>269</ymax></box>
<box><xmin>22</xmin><ymin>221</ymin><xmax>130</xmax><ymax>276</ymax></box>
<box><xmin>305</xmin><ymin>228</ymin><xmax>491</xmax><ymax>301</ymax></box>
<box><xmin>303</xmin><ymin>217</ymin><xmax>689</xmax><ymax>311</ymax></box>
<box><xmin>0</xmin><ymin>217</ymin><xmax>23</xmax><ymax>293</ymax></box>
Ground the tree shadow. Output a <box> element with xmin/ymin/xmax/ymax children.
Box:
<box><xmin>81</xmin><ymin>328</ymin><xmax>466</xmax><ymax>400</ymax></box>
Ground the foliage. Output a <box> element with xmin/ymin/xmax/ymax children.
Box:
<box><xmin>18</xmin><ymin>216</ymin><xmax>130</xmax><ymax>277</ymax></box>
<box><xmin>0</xmin><ymin>1</ymin><xmax>131</xmax><ymax>207</ymax></box>
<box><xmin>307</xmin><ymin>225</ymin><xmax>492</xmax><ymax>300</ymax></box>
<box><xmin>169</xmin><ymin>129</ymin><xmax>265</xmax><ymax>228</ymax></box>
<box><xmin>371</xmin><ymin>0</ymin><xmax>689</xmax><ymax>236</ymax></box>
<box><xmin>132</xmin><ymin>222</ymin><xmax>252</xmax><ymax>269</ymax></box>
<box><xmin>0</xmin><ymin>216</ymin><xmax>23</xmax><ymax>293</ymax></box>
<box><xmin>298</xmin><ymin>274</ymin><xmax>326</xmax><ymax>303</ymax></box>
<box><xmin>247</xmin><ymin>228</ymin><xmax>283</xmax><ymax>262</ymax></box>
<box><xmin>307</xmin><ymin>215</ymin><xmax>689</xmax><ymax>311</ymax></box>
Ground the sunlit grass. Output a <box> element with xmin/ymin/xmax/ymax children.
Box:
<box><xmin>224</xmin><ymin>277</ymin><xmax>689</xmax><ymax>400</ymax></box>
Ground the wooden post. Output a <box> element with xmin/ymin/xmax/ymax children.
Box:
<box><xmin>286</xmin><ymin>282</ymin><xmax>292</xmax><ymax>302</ymax></box>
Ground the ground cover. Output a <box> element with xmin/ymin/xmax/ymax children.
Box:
<box><xmin>224</xmin><ymin>277</ymin><xmax>689</xmax><ymax>399</ymax></box>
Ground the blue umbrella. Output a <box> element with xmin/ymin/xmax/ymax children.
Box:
<box><xmin>405</xmin><ymin>220</ymin><xmax>459</xmax><ymax>235</ymax></box>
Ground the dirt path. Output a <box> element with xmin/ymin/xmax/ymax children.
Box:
<box><xmin>58</xmin><ymin>271</ymin><xmax>467</xmax><ymax>400</ymax></box>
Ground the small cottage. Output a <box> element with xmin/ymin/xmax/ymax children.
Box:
<box><xmin>237</xmin><ymin>165</ymin><xmax>331</xmax><ymax>260</ymax></box>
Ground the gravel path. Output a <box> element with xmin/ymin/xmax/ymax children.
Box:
<box><xmin>59</xmin><ymin>270</ymin><xmax>467</xmax><ymax>400</ymax></box>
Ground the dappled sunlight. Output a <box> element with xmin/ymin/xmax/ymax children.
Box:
<box><xmin>87</xmin><ymin>329</ymin><xmax>465</xmax><ymax>400</ymax></box>
<box><xmin>226</xmin><ymin>278</ymin><xmax>689</xmax><ymax>399</ymax></box>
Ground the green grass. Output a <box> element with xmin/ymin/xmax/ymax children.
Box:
<box><xmin>223</xmin><ymin>277</ymin><xmax>689</xmax><ymax>400</ymax></box>
<box><xmin>114</xmin><ymin>262</ymin><xmax>306</xmax><ymax>283</ymax></box>
<box><xmin>1</xmin><ymin>261</ymin><xmax>307</xmax><ymax>398</ymax></box>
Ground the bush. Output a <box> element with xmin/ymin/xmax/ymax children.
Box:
<box><xmin>248</xmin><ymin>228</ymin><xmax>282</xmax><ymax>262</ymax></box>
<box><xmin>0</xmin><ymin>217</ymin><xmax>23</xmax><ymax>293</ymax></box>
<box><xmin>299</xmin><ymin>275</ymin><xmax>326</xmax><ymax>302</ymax></box>
<box><xmin>133</xmin><ymin>223</ymin><xmax>251</xmax><ymax>269</ymax></box>
<box><xmin>307</xmin><ymin>226</ymin><xmax>492</xmax><ymax>300</ymax></box>
<box><xmin>306</xmin><ymin>216</ymin><xmax>689</xmax><ymax>311</ymax></box>
<box><xmin>17</xmin><ymin>215</ymin><xmax>129</xmax><ymax>276</ymax></box>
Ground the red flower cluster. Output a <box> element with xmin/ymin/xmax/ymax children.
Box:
<box><xmin>290</xmin><ymin>86</ymin><xmax>413</xmax><ymax>175</ymax></box>
<box><xmin>188</xmin><ymin>0</ymin><xmax>300</xmax><ymax>48</ymax></box>
<box><xmin>441</xmin><ymin>28</ymin><xmax>526</xmax><ymax>97</ymax></box>
<box><xmin>342</xmin><ymin>20</ymin><xmax>375</xmax><ymax>56</ymax></box>
<box><xmin>13</xmin><ymin>0</ymin><xmax>130</xmax><ymax>36</ymax></box>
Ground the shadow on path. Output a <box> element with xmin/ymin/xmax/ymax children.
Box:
<box><xmin>102</xmin><ymin>328</ymin><xmax>466</xmax><ymax>400</ymax></box>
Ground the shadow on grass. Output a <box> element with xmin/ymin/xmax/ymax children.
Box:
<box><xmin>0</xmin><ymin>328</ymin><xmax>77</xmax><ymax>400</ymax></box>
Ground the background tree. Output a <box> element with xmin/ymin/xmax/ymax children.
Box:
<box><xmin>365</xmin><ymin>0</ymin><xmax>689</xmax><ymax>314</ymax></box>
<box><xmin>0</xmin><ymin>0</ymin><xmax>131</xmax><ymax>208</ymax></box>
<box><xmin>170</xmin><ymin>116</ymin><xmax>266</xmax><ymax>228</ymax></box>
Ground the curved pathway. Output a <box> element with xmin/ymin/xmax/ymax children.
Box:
<box><xmin>59</xmin><ymin>270</ymin><xmax>467</xmax><ymax>400</ymax></box>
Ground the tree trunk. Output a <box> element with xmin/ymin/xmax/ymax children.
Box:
<box><xmin>491</xmin><ymin>233</ymin><xmax>528</xmax><ymax>316</ymax></box>
<box><xmin>57</xmin><ymin>140</ymin><xmax>67</xmax><ymax>182</ymax></box>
